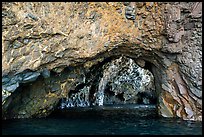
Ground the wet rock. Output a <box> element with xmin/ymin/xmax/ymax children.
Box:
<box><xmin>185</xmin><ymin>107</ymin><xmax>194</xmax><ymax>118</ymax></box>
<box><xmin>3</xmin><ymin>82</ymin><xmax>19</xmax><ymax>92</ymax></box>
<box><xmin>2</xmin><ymin>90</ymin><xmax>11</xmax><ymax>105</ymax></box>
<box><xmin>2</xmin><ymin>75</ymin><xmax>23</xmax><ymax>102</ymax></box>
<box><xmin>126</xmin><ymin>14</ymin><xmax>136</xmax><ymax>20</ymax></box>
<box><xmin>123</xmin><ymin>2</ymin><xmax>130</xmax><ymax>6</ymax></box>
<box><xmin>142</xmin><ymin>97</ymin><xmax>150</xmax><ymax>104</ymax></box>
<box><xmin>125</xmin><ymin>6</ymin><xmax>136</xmax><ymax>20</ymax></box>
<box><xmin>27</xmin><ymin>13</ymin><xmax>38</xmax><ymax>21</ymax></box>
<box><xmin>15</xmin><ymin>75</ymin><xmax>23</xmax><ymax>82</ymax></box>
<box><xmin>2</xmin><ymin>77</ymin><xmax>10</xmax><ymax>84</ymax></box>
<box><xmin>51</xmin><ymin>84</ymin><xmax>60</xmax><ymax>93</ymax></box>
<box><xmin>41</xmin><ymin>69</ymin><xmax>50</xmax><ymax>78</ymax></box>
<box><xmin>61</xmin><ymin>86</ymin><xmax>91</xmax><ymax>108</ymax></box>
<box><xmin>22</xmin><ymin>72</ymin><xmax>40</xmax><ymax>83</ymax></box>
<box><xmin>55</xmin><ymin>51</ymin><xmax>64</xmax><ymax>58</ymax></box>
<box><xmin>23</xmin><ymin>24</ymin><xmax>34</xmax><ymax>30</ymax></box>
<box><xmin>2</xmin><ymin>71</ymin><xmax>41</xmax><ymax>98</ymax></box>
<box><xmin>23</xmin><ymin>38</ymin><xmax>30</xmax><ymax>44</ymax></box>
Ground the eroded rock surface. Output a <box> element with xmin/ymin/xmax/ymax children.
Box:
<box><xmin>95</xmin><ymin>56</ymin><xmax>155</xmax><ymax>106</ymax></box>
<box><xmin>60</xmin><ymin>56</ymin><xmax>156</xmax><ymax>109</ymax></box>
<box><xmin>2</xmin><ymin>2</ymin><xmax>202</xmax><ymax>121</ymax></box>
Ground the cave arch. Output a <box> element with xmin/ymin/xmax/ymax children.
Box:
<box><xmin>2</xmin><ymin>43</ymin><xmax>196</xmax><ymax>120</ymax></box>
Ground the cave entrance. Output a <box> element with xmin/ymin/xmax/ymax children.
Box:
<box><xmin>58</xmin><ymin>56</ymin><xmax>157</xmax><ymax>110</ymax></box>
<box><xmin>2</xmin><ymin>54</ymin><xmax>159</xmax><ymax>119</ymax></box>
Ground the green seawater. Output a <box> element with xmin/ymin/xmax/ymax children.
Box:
<box><xmin>2</xmin><ymin>105</ymin><xmax>202</xmax><ymax>135</ymax></box>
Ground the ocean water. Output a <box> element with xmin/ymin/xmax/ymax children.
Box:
<box><xmin>2</xmin><ymin>105</ymin><xmax>202</xmax><ymax>135</ymax></box>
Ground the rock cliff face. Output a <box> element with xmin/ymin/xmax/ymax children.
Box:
<box><xmin>2</xmin><ymin>2</ymin><xmax>202</xmax><ymax>121</ymax></box>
